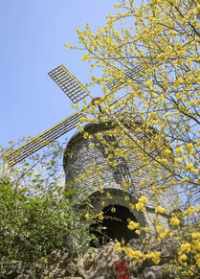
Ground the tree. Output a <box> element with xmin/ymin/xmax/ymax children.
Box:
<box><xmin>65</xmin><ymin>0</ymin><xmax>200</xmax><ymax>277</ymax></box>
<box><xmin>0</xmin><ymin>142</ymin><xmax>91</xmax><ymax>278</ymax></box>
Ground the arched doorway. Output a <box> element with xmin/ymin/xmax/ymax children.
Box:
<box><xmin>90</xmin><ymin>204</ymin><xmax>139</xmax><ymax>247</ymax></box>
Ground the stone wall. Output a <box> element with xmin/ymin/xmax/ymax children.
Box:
<box><xmin>63</xmin><ymin>122</ymin><xmax>180</xmax><ymax>245</ymax></box>
<box><xmin>63</xmin><ymin>123</ymin><xmax>177</xmax><ymax>213</ymax></box>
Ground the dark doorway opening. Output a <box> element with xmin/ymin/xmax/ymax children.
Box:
<box><xmin>90</xmin><ymin>204</ymin><xmax>138</xmax><ymax>247</ymax></box>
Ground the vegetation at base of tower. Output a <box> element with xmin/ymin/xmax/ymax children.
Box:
<box><xmin>65</xmin><ymin>0</ymin><xmax>200</xmax><ymax>277</ymax></box>
<box><xmin>0</xmin><ymin>143</ymin><xmax>91</xmax><ymax>278</ymax></box>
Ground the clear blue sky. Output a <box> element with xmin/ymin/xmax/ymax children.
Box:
<box><xmin>0</xmin><ymin>0</ymin><xmax>116</xmax><ymax>147</ymax></box>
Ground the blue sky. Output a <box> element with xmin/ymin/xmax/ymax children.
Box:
<box><xmin>0</xmin><ymin>0</ymin><xmax>116</xmax><ymax>147</ymax></box>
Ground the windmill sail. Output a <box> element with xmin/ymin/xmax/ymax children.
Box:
<box><xmin>48</xmin><ymin>65</ymin><xmax>90</xmax><ymax>103</ymax></box>
<box><xmin>4</xmin><ymin>64</ymin><xmax>144</xmax><ymax>167</ymax></box>
<box><xmin>105</xmin><ymin>65</ymin><xmax>144</xmax><ymax>91</ymax></box>
<box><xmin>4</xmin><ymin>113</ymin><xmax>83</xmax><ymax>167</ymax></box>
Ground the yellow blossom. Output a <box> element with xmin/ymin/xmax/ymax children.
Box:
<box><xmin>145</xmin><ymin>251</ymin><xmax>161</xmax><ymax>264</ymax></box>
<box><xmin>81</xmin><ymin>53</ymin><xmax>90</xmax><ymax>61</ymax></box>
<box><xmin>176</xmin><ymin>146</ymin><xmax>183</xmax><ymax>154</ymax></box>
<box><xmin>170</xmin><ymin>216</ymin><xmax>180</xmax><ymax>226</ymax></box>
<box><xmin>191</xmin><ymin>232</ymin><xmax>200</xmax><ymax>240</ymax></box>
<box><xmin>185</xmin><ymin>163</ymin><xmax>198</xmax><ymax>174</ymax></box>
<box><xmin>145</xmin><ymin>79</ymin><xmax>153</xmax><ymax>88</ymax></box>
<box><xmin>155</xmin><ymin>206</ymin><xmax>166</xmax><ymax>214</ymax></box>
<box><xmin>135</xmin><ymin>229</ymin><xmax>141</xmax><ymax>235</ymax></box>
<box><xmin>159</xmin><ymin>158</ymin><xmax>168</xmax><ymax>165</ymax></box>
<box><xmin>178</xmin><ymin>254</ymin><xmax>188</xmax><ymax>263</ymax></box>
<box><xmin>135</xmin><ymin>202</ymin><xmax>145</xmax><ymax>212</ymax></box>
<box><xmin>185</xmin><ymin>162</ymin><xmax>193</xmax><ymax>171</ymax></box>
<box><xmin>192</xmin><ymin>240</ymin><xmax>200</xmax><ymax>252</ymax></box>
<box><xmin>162</xmin><ymin>148</ymin><xmax>172</xmax><ymax>157</ymax></box>
<box><xmin>128</xmin><ymin>220</ymin><xmax>140</xmax><ymax>231</ymax></box>
<box><xmin>186</xmin><ymin>143</ymin><xmax>194</xmax><ymax>154</ymax></box>
<box><xmin>139</xmin><ymin>196</ymin><xmax>148</xmax><ymax>204</ymax></box>
<box><xmin>114</xmin><ymin>241</ymin><xmax>122</xmax><ymax>253</ymax></box>
<box><xmin>156</xmin><ymin>224</ymin><xmax>170</xmax><ymax>240</ymax></box>
<box><xmin>179</xmin><ymin>242</ymin><xmax>191</xmax><ymax>254</ymax></box>
<box><xmin>159</xmin><ymin>230</ymin><xmax>170</xmax><ymax>240</ymax></box>
<box><xmin>124</xmin><ymin>247</ymin><xmax>143</xmax><ymax>261</ymax></box>
<box><xmin>135</xmin><ymin>195</ymin><xmax>148</xmax><ymax>212</ymax></box>
<box><xmin>175</xmin><ymin>157</ymin><xmax>182</xmax><ymax>164</ymax></box>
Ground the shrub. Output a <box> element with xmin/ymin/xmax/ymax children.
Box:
<box><xmin>0</xmin><ymin>178</ymin><xmax>90</xmax><ymax>277</ymax></box>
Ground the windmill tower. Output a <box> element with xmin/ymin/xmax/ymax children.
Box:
<box><xmin>4</xmin><ymin>64</ymin><xmax>176</xmax><ymax>246</ymax></box>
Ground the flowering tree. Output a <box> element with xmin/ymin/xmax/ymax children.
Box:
<box><xmin>66</xmin><ymin>0</ymin><xmax>200</xmax><ymax>277</ymax></box>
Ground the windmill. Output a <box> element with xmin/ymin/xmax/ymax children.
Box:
<box><xmin>3</xmin><ymin>64</ymin><xmax>179</xmax><ymax>249</ymax></box>
<box><xmin>4</xmin><ymin>64</ymin><xmax>143</xmax><ymax>167</ymax></box>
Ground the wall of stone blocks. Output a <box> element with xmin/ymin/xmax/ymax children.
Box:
<box><xmin>64</xmin><ymin>123</ymin><xmax>177</xmax><ymax>214</ymax></box>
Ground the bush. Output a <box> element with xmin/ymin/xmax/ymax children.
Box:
<box><xmin>0</xmin><ymin>178</ymin><xmax>90</xmax><ymax>277</ymax></box>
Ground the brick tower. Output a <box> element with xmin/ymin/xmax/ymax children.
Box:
<box><xmin>63</xmin><ymin>121</ymin><xmax>177</xmax><ymax>246</ymax></box>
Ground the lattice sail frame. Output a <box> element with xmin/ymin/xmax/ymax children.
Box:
<box><xmin>4</xmin><ymin>64</ymin><xmax>143</xmax><ymax>167</ymax></box>
<box><xmin>48</xmin><ymin>64</ymin><xmax>90</xmax><ymax>104</ymax></box>
<box><xmin>4</xmin><ymin>113</ymin><xmax>83</xmax><ymax>167</ymax></box>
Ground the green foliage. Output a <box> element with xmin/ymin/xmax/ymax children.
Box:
<box><xmin>0</xmin><ymin>177</ymin><xmax>90</xmax><ymax>277</ymax></box>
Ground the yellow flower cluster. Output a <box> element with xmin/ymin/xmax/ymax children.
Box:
<box><xmin>155</xmin><ymin>206</ymin><xmax>166</xmax><ymax>214</ymax></box>
<box><xmin>124</xmin><ymin>247</ymin><xmax>143</xmax><ymax>261</ymax></box>
<box><xmin>178</xmin><ymin>242</ymin><xmax>191</xmax><ymax>264</ymax></box>
<box><xmin>145</xmin><ymin>251</ymin><xmax>161</xmax><ymax>264</ymax></box>
<box><xmin>185</xmin><ymin>162</ymin><xmax>197</xmax><ymax>173</ymax></box>
<box><xmin>192</xmin><ymin>232</ymin><xmax>200</xmax><ymax>240</ymax></box>
<box><xmin>114</xmin><ymin>243</ymin><xmax>161</xmax><ymax>265</ymax></box>
<box><xmin>186</xmin><ymin>143</ymin><xmax>194</xmax><ymax>154</ymax></box>
<box><xmin>178</xmin><ymin>254</ymin><xmax>187</xmax><ymax>264</ymax></box>
<box><xmin>127</xmin><ymin>220</ymin><xmax>140</xmax><ymax>231</ymax></box>
<box><xmin>178</xmin><ymin>234</ymin><xmax>200</xmax><ymax>268</ymax></box>
<box><xmin>156</xmin><ymin>224</ymin><xmax>171</xmax><ymax>240</ymax></box>
<box><xmin>169</xmin><ymin>216</ymin><xmax>180</xmax><ymax>227</ymax></box>
<box><xmin>135</xmin><ymin>195</ymin><xmax>148</xmax><ymax>212</ymax></box>
<box><xmin>179</xmin><ymin>242</ymin><xmax>191</xmax><ymax>254</ymax></box>
<box><xmin>162</xmin><ymin>148</ymin><xmax>172</xmax><ymax>158</ymax></box>
<box><xmin>114</xmin><ymin>241</ymin><xmax>122</xmax><ymax>253</ymax></box>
